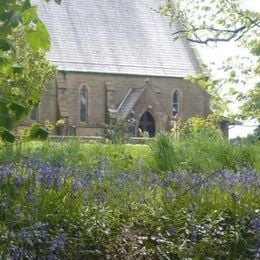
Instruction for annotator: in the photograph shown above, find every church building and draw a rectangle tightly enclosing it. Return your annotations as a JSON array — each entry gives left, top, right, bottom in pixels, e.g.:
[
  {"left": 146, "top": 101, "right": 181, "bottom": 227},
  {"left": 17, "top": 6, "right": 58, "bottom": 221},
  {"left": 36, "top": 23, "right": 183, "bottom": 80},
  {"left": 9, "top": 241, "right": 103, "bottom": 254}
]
[{"left": 21, "top": 0, "right": 211, "bottom": 137}]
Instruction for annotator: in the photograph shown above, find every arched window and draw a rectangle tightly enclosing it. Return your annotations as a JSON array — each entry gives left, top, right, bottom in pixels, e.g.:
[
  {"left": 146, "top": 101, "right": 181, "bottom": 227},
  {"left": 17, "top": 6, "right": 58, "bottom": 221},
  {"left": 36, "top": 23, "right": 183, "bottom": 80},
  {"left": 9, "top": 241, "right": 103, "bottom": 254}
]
[
  {"left": 80, "top": 86, "right": 88, "bottom": 122},
  {"left": 172, "top": 91, "right": 179, "bottom": 116},
  {"left": 30, "top": 107, "right": 38, "bottom": 121}
]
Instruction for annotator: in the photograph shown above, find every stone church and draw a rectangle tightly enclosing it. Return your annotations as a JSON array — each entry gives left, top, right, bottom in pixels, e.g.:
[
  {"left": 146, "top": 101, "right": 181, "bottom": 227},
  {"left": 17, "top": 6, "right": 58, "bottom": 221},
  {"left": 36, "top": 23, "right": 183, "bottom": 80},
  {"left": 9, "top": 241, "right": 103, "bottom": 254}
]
[{"left": 21, "top": 0, "right": 211, "bottom": 137}]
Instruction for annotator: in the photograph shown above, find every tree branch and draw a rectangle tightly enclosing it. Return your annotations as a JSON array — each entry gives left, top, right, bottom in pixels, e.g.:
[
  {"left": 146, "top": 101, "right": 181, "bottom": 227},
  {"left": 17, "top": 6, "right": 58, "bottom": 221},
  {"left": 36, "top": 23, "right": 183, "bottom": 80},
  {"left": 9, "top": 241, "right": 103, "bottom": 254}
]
[{"left": 173, "top": 20, "right": 259, "bottom": 44}]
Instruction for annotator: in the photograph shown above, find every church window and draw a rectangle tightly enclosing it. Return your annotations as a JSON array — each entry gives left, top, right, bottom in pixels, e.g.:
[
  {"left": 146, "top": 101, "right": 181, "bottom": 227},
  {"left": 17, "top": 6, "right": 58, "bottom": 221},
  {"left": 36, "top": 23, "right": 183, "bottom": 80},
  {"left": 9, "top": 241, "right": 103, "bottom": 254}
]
[
  {"left": 30, "top": 107, "right": 38, "bottom": 121},
  {"left": 80, "top": 86, "right": 88, "bottom": 122},
  {"left": 172, "top": 91, "right": 179, "bottom": 116}
]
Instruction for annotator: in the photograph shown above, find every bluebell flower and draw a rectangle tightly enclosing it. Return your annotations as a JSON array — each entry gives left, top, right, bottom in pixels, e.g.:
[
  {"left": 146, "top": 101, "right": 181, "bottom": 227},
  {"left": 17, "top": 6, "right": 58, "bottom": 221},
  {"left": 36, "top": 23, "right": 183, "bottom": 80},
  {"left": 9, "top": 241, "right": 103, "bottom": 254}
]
[
  {"left": 251, "top": 219, "right": 260, "bottom": 232},
  {"left": 151, "top": 174, "right": 161, "bottom": 188},
  {"left": 162, "top": 179, "right": 170, "bottom": 189},
  {"left": 38, "top": 163, "right": 64, "bottom": 189},
  {"left": 20, "top": 229, "right": 29, "bottom": 239},
  {"left": 191, "top": 225, "right": 199, "bottom": 243},
  {"left": 0, "top": 163, "right": 18, "bottom": 182},
  {"left": 50, "top": 235, "right": 65, "bottom": 251},
  {"left": 176, "top": 171, "right": 185, "bottom": 188},
  {"left": 73, "top": 180, "right": 83, "bottom": 190},
  {"left": 14, "top": 176, "right": 23, "bottom": 187},
  {"left": 47, "top": 253, "right": 58, "bottom": 260},
  {"left": 13, "top": 247, "right": 22, "bottom": 260},
  {"left": 166, "top": 226, "right": 175, "bottom": 236},
  {"left": 34, "top": 221, "right": 48, "bottom": 229},
  {"left": 166, "top": 171, "right": 174, "bottom": 181},
  {"left": 189, "top": 172, "right": 201, "bottom": 186},
  {"left": 117, "top": 172, "right": 131, "bottom": 187}
]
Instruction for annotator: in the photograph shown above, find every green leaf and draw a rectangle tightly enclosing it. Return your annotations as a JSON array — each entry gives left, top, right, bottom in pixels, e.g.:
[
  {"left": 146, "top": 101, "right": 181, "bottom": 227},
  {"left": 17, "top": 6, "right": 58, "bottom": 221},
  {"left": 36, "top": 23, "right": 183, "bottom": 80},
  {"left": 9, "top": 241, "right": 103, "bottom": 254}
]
[
  {"left": 0, "top": 39, "right": 11, "bottom": 51},
  {"left": 0, "top": 54, "right": 8, "bottom": 65},
  {"left": 10, "top": 11, "right": 22, "bottom": 27},
  {"left": 0, "top": 99, "right": 30, "bottom": 129},
  {"left": 25, "top": 22, "right": 51, "bottom": 51},
  {"left": 7, "top": 101, "right": 30, "bottom": 121},
  {"left": 29, "top": 124, "right": 49, "bottom": 140},
  {"left": 12, "top": 64, "right": 23, "bottom": 74},
  {"left": 0, "top": 99, "right": 13, "bottom": 129},
  {"left": 0, "top": 127, "right": 15, "bottom": 143},
  {"left": 21, "top": 0, "right": 31, "bottom": 11},
  {"left": 22, "top": 7, "right": 38, "bottom": 25},
  {"left": 230, "top": 70, "right": 236, "bottom": 78}
]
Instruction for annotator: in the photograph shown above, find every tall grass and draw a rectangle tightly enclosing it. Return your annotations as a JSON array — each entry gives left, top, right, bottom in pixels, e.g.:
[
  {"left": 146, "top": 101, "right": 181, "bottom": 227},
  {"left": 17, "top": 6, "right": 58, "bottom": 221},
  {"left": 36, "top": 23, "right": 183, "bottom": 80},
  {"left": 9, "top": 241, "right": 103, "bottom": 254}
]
[
  {"left": 149, "top": 132, "right": 256, "bottom": 173},
  {"left": 148, "top": 132, "right": 179, "bottom": 172}
]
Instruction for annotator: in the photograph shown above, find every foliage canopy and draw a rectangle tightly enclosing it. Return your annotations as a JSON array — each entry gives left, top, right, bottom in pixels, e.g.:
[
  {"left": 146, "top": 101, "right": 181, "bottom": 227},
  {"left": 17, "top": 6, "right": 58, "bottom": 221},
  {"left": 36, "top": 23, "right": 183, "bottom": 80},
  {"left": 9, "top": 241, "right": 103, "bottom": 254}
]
[
  {"left": 0, "top": 0, "right": 59, "bottom": 142},
  {"left": 162, "top": 0, "right": 260, "bottom": 121}
]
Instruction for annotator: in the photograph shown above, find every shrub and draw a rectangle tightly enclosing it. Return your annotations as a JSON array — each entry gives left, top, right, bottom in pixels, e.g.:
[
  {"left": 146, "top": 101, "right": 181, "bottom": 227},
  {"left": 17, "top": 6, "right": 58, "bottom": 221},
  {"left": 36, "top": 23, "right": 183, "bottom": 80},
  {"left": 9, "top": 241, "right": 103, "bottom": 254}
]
[
  {"left": 182, "top": 116, "right": 223, "bottom": 139},
  {"left": 104, "top": 120, "right": 128, "bottom": 144}
]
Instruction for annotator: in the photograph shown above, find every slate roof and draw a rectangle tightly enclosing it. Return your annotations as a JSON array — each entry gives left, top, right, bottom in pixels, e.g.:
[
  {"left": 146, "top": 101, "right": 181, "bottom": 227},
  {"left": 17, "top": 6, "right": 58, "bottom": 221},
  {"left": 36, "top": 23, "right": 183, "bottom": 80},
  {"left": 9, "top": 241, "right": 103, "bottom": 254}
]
[
  {"left": 32, "top": 0, "right": 201, "bottom": 77},
  {"left": 117, "top": 87, "right": 146, "bottom": 120}
]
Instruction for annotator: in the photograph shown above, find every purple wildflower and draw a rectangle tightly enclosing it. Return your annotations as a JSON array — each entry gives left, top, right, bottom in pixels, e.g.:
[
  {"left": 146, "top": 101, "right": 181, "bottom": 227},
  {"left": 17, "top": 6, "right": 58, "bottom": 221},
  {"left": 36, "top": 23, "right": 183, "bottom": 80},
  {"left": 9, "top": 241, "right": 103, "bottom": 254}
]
[
  {"left": 167, "top": 171, "right": 174, "bottom": 181},
  {"left": 14, "top": 176, "right": 23, "bottom": 187},
  {"left": 191, "top": 225, "right": 199, "bottom": 243},
  {"left": 34, "top": 221, "right": 48, "bottom": 229},
  {"left": 251, "top": 219, "right": 260, "bottom": 232},
  {"left": 176, "top": 171, "right": 185, "bottom": 188},
  {"left": 166, "top": 226, "right": 175, "bottom": 236},
  {"left": 13, "top": 247, "right": 22, "bottom": 260},
  {"left": 38, "top": 163, "right": 64, "bottom": 189},
  {"left": 20, "top": 229, "right": 29, "bottom": 239},
  {"left": 189, "top": 172, "right": 201, "bottom": 186},
  {"left": 47, "top": 253, "right": 58, "bottom": 260},
  {"left": 50, "top": 235, "right": 65, "bottom": 251},
  {"left": 0, "top": 163, "right": 18, "bottom": 182},
  {"left": 151, "top": 174, "right": 161, "bottom": 188},
  {"left": 73, "top": 180, "right": 83, "bottom": 190},
  {"left": 117, "top": 172, "right": 131, "bottom": 187},
  {"left": 73, "top": 175, "right": 92, "bottom": 191}
]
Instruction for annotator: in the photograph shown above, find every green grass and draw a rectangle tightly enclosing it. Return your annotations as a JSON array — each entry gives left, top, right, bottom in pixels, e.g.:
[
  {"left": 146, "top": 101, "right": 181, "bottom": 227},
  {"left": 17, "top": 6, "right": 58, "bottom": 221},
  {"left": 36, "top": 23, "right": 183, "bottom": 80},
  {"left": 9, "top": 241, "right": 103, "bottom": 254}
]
[
  {"left": 0, "top": 136, "right": 259, "bottom": 173},
  {"left": 254, "top": 141, "right": 260, "bottom": 171}
]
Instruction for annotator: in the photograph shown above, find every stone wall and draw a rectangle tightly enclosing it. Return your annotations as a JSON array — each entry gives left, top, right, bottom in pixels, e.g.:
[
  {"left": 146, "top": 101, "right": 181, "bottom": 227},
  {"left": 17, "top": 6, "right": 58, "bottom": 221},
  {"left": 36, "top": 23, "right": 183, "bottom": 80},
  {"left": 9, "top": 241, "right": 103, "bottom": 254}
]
[{"left": 18, "top": 71, "right": 211, "bottom": 136}]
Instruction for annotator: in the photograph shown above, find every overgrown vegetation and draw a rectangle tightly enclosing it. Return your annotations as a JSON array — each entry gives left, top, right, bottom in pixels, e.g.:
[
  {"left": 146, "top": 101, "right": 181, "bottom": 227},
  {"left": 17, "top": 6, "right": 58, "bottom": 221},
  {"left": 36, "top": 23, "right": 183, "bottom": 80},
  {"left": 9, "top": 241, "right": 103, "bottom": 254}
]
[
  {"left": 161, "top": 0, "right": 260, "bottom": 122},
  {"left": 0, "top": 0, "right": 58, "bottom": 142},
  {"left": 0, "top": 132, "right": 259, "bottom": 258},
  {"left": 149, "top": 117, "right": 256, "bottom": 173}
]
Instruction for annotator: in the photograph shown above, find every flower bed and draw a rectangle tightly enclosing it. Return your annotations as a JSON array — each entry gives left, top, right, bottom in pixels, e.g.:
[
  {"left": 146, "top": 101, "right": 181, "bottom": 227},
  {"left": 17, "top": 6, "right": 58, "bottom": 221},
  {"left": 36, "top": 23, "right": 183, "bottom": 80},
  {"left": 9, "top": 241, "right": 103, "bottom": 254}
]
[{"left": 0, "top": 156, "right": 259, "bottom": 259}]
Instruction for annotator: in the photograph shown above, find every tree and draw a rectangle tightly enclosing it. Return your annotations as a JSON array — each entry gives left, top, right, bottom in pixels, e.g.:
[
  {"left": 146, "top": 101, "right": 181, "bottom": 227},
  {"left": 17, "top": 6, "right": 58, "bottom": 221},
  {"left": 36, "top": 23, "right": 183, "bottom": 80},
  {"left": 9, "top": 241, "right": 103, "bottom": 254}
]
[
  {"left": 240, "top": 82, "right": 260, "bottom": 121},
  {"left": 161, "top": 0, "right": 260, "bottom": 121},
  {"left": 0, "top": 0, "right": 60, "bottom": 142}
]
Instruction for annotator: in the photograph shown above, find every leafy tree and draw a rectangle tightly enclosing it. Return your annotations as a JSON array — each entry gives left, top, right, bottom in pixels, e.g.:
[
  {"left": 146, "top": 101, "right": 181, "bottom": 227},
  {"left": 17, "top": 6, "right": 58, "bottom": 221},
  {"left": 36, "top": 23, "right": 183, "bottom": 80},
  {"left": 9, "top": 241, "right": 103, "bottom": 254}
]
[
  {"left": 162, "top": 0, "right": 259, "bottom": 44},
  {"left": 161, "top": 0, "right": 260, "bottom": 121},
  {"left": 0, "top": 0, "right": 60, "bottom": 142},
  {"left": 240, "top": 82, "right": 260, "bottom": 121}
]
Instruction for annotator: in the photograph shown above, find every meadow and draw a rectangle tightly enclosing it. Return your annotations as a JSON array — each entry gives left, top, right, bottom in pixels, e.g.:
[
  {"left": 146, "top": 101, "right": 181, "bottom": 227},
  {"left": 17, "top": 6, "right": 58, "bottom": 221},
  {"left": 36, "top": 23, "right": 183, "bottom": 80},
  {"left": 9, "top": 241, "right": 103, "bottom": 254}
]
[{"left": 0, "top": 132, "right": 259, "bottom": 259}]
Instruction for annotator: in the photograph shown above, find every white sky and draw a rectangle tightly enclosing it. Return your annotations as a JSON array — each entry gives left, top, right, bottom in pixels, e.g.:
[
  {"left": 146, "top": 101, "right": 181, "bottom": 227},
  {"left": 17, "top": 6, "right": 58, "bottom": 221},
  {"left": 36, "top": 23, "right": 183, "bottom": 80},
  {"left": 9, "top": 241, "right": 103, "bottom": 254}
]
[{"left": 195, "top": 0, "right": 259, "bottom": 139}]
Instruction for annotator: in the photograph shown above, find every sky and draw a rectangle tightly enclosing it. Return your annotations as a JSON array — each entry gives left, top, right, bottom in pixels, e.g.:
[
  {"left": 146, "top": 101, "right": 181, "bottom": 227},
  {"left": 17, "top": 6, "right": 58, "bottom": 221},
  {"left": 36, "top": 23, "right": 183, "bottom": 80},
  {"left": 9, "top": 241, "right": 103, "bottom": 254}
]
[{"left": 195, "top": 0, "right": 259, "bottom": 139}]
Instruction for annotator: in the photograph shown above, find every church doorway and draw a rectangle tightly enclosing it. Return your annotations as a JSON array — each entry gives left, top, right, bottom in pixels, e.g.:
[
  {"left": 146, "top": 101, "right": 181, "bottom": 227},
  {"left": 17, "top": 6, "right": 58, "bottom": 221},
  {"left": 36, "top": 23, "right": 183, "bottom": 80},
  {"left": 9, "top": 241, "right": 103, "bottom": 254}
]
[{"left": 138, "top": 111, "right": 156, "bottom": 137}]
